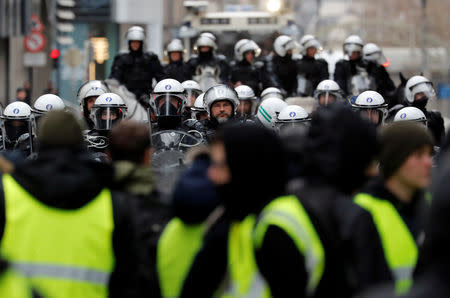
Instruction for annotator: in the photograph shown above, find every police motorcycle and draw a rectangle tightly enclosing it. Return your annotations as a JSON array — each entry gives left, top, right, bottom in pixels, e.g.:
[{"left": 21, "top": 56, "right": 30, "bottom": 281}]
[
  {"left": 150, "top": 79, "right": 203, "bottom": 199},
  {"left": 84, "top": 93, "right": 127, "bottom": 162}
]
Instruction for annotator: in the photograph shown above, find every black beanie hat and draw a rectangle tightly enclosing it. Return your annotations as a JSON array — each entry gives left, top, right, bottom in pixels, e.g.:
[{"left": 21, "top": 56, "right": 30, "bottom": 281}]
[
  {"left": 38, "top": 110, "right": 84, "bottom": 150},
  {"left": 379, "top": 121, "right": 434, "bottom": 179}
]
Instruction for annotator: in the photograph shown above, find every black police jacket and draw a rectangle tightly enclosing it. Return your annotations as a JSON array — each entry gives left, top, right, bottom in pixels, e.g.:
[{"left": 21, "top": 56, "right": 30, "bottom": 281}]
[
  {"left": 110, "top": 50, "right": 165, "bottom": 99},
  {"left": 230, "top": 59, "right": 277, "bottom": 96},
  {"left": 186, "top": 54, "right": 230, "bottom": 84},
  {"left": 270, "top": 54, "right": 299, "bottom": 97},
  {"left": 296, "top": 56, "right": 329, "bottom": 96},
  {"left": 334, "top": 58, "right": 395, "bottom": 99},
  {"left": 164, "top": 61, "right": 192, "bottom": 83}
]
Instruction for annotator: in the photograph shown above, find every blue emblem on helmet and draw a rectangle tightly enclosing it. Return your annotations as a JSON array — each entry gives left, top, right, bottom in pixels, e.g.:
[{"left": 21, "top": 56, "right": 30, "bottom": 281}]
[
  {"left": 400, "top": 113, "right": 407, "bottom": 119},
  {"left": 105, "top": 97, "right": 113, "bottom": 102},
  {"left": 165, "top": 84, "right": 172, "bottom": 90},
  {"left": 289, "top": 112, "right": 296, "bottom": 117},
  {"left": 45, "top": 104, "right": 53, "bottom": 111},
  {"left": 366, "top": 97, "right": 373, "bottom": 103},
  {"left": 92, "top": 87, "right": 98, "bottom": 91},
  {"left": 13, "top": 108, "right": 19, "bottom": 114},
  {"left": 324, "top": 85, "right": 330, "bottom": 90}
]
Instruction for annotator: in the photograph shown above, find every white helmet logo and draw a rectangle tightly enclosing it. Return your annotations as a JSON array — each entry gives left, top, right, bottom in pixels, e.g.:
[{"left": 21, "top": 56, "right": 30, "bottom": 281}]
[
  {"left": 45, "top": 104, "right": 53, "bottom": 110},
  {"left": 106, "top": 97, "right": 113, "bottom": 102},
  {"left": 400, "top": 113, "right": 407, "bottom": 119},
  {"left": 366, "top": 97, "right": 373, "bottom": 103},
  {"left": 165, "top": 85, "right": 172, "bottom": 90},
  {"left": 324, "top": 85, "right": 330, "bottom": 90},
  {"left": 289, "top": 111, "right": 296, "bottom": 117},
  {"left": 13, "top": 108, "right": 20, "bottom": 114}
]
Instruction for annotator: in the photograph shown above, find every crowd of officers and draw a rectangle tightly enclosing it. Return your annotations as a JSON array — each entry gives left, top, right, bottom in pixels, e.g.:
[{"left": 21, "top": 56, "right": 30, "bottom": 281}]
[{"left": 0, "top": 25, "right": 449, "bottom": 298}]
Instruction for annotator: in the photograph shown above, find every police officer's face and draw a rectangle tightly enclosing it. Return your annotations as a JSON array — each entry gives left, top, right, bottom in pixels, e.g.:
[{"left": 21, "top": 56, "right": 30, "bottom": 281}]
[
  {"left": 319, "top": 94, "right": 336, "bottom": 106},
  {"left": 306, "top": 47, "right": 317, "bottom": 57},
  {"left": 237, "top": 100, "right": 252, "bottom": 115},
  {"left": 414, "top": 92, "right": 426, "bottom": 101},
  {"left": 393, "top": 146, "right": 433, "bottom": 191},
  {"left": 211, "top": 100, "right": 233, "bottom": 120},
  {"left": 244, "top": 51, "right": 254, "bottom": 64},
  {"left": 349, "top": 51, "right": 361, "bottom": 60},
  {"left": 208, "top": 142, "right": 231, "bottom": 185},
  {"left": 86, "top": 96, "right": 98, "bottom": 112},
  {"left": 199, "top": 46, "right": 211, "bottom": 53},
  {"left": 130, "top": 41, "right": 141, "bottom": 51},
  {"left": 359, "top": 109, "right": 380, "bottom": 125},
  {"left": 170, "top": 52, "right": 181, "bottom": 62},
  {"left": 101, "top": 110, "right": 118, "bottom": 120}
]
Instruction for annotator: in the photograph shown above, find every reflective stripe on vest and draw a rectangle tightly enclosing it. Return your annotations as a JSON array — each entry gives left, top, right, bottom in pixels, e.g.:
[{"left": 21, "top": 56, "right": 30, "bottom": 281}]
[
  {"left": 0, "top": 174, "right": 115, "bottom": 298},
  {"left": 157, "top": 217, "right": 205, "bottom": 298},
  {"left": 225, "top": 215, "right": 270, "bottom": 298},
  {"left": 354, "top": 193, "right": 418, "bottom": 294},
  {"left": 253, "top": 195, "right": 325, "bottom": 296}
]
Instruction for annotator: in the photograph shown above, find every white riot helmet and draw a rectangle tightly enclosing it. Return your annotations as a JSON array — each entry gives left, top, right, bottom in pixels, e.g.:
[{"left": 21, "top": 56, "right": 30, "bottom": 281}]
[
  {"left": 276, "top": 105, "right": 310, "bottom": 130},
  {"left": 257, "top": 97, "right": 288, "bottom": 130},
  {"left": 314, "top": 80, "right": 344, "bottom": 106},
  {"left": 76, "top": 80, "right": 109, "bottom": 118},
  {"left": 195, "top": 32, "right": 217, "bottom": 51},
  {"left": 1, "top": 101, "right": 33, "bottom": 145},
  {"left": 299, "top": 34, "right": 321, "bottom": 56},
  {"left": 404, "top": 75, "right": 436, "bottom": 105},
  {"left": 235, "top": 85, "right": 258, "bottom": 115},
  {"left": 261, "top": 87, "right": 284, "bottom": 101},
  {"left": 182, "top": 80, "right": 203, "bottom": 108},
  {"left": 152, "top": 79, "right": 185, "bottom": 122},
  {"left": 33, "top": 94, "right": 65, "bottom": 115},
  {"left": 351, "top": 90, "right": 387, "bottom": 126},
  {"left": 362, "top": 43, "right": 388, "bottom": 66},
  {"left": 394, "top": 107, "right": 427, "bottom": 126},
  {"left": 166, "top": 39, "right": 184, "bottom": 53},
  {"left": 127, "top": 26, "right": 145, "bottom": 42},
  {"left": 191, "top": 93, "right": 208, "bottom": 120},
  {"left": 203, "top": 84, "right": 240, "bottom": 120},
  {"left": 90, "top": 93, "right": 127, "bottom": 131},
  {"left": 343, "top": 35, "right": 364, "bottom": 56},
  {"left": 273, "top": 35, "right": 298, "bottom": 57},
  {"left": 234, "top": 39, "right": 261, "bottom": 61}
]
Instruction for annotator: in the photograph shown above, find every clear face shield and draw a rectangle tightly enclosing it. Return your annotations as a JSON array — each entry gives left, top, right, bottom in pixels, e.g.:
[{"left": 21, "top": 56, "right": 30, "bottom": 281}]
[
  {"left": 358, "top": 108, "right": 385, "bottom": 126},
  {"left": 92, "top": 107, "right": 125, "bottom": 130},
  {"left": 344, "top": 43, "right": 363, "bottom": 57},
  {"left": 155, "top": 94, "right": 184, "bottom": 117},
  {"left": 315, "top": 91, "right": 342, "bottom": 107},
  {"left": 2, "top": 118, "right": 31, "bottom": 149},
  {"left": 276, "top": 120, "right": 311, "bottom": 131},
  {"left": 365, "top": 51, "right": 388, "bottom": 66},
  {"left": 411, "top": 82, "right": 436, "bottom": 102},
  {"left": 184, "top": 90, "right": 202, "bottom": 109},
  {"left": 237, "top": 99, "right": 254, "bottom": 117}
]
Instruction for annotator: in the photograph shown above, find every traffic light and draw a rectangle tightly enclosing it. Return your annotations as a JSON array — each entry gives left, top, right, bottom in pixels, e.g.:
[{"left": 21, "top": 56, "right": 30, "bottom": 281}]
[
  {"left": 56, "top": 0, "right": 75, "bottom": 46},
  {"left": 50, "top": 48, "right": 60, "bottom": 68}
]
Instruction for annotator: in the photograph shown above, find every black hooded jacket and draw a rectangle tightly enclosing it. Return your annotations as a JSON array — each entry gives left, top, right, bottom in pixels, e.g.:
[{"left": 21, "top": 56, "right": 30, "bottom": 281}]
[
  {"left": 296, "top": 56, "right": 329, "bottom": 96},
  {"left": 0, "top": 148, "right": 141, "bottom": 298},
  {"left": 270, "top": 54, "right": 299, "bottom": 96},
  {"left": 181, "top": 123, "right": 288, "bottom": 297},
  {"left": 295, "top": 104, "right": 388, "bottom": 295}
]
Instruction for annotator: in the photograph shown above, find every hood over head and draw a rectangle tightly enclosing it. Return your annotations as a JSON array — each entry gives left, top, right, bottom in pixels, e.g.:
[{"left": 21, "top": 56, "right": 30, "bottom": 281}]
[{"left": 302, "top": 103, "right": 378, "bottom": 194}]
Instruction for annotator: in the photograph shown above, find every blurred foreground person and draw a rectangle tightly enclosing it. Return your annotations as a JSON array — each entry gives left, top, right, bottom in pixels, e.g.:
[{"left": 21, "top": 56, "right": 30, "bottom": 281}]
[
  {"left": 0, "top": 258, "right": 41, "bottom": 297},
  {"left": 181, "top": 123, "right": 287, "bottom": 297},
  {"left": 355, "top": 122, "right": 434, "bottom": 295},
  {"left": 0, "top": 111, "right": 140, "bottom": 298},
  {"left": 285, "top": 103, "right": 382, "bottom": 296},
  {"left": 107, "top": 120, "right": 169, "bottom": 298}
]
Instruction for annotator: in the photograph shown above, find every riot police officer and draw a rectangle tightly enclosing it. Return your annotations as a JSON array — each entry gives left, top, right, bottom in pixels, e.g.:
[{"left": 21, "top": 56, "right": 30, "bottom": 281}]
[
  {"left": 296, "top": 35, "right": 329, "bottom": 96},
  {"left": 187, "top": 32, "right": 230, "bottom": 91},
  {"left": 230, "top": 39, "right": 276, "bottom": 96},
  {"left": 164, "top": 39, "right": 192, "bottom": 83},
  {"left": 109, "top": 26, "right": 165, "bottom": 105},
  {"left": 77, "top": 80, "right": 110, "bottom": 129}
]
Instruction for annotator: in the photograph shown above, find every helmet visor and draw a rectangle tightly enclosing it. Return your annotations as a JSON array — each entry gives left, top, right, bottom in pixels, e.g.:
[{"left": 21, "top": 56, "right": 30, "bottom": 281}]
[
  {"left": 358, "top": 108, "right": 384, "bottom": 125},
  {"left": 185, "top": 90, "right": 202, "bottom": 108},
  {"left": 344, "top": 43, "right": 363, "bottom": 55},
  {"left": 155, "top": 94, "right": 184, "bottom": 117},
  {"left": 4, "top": 119, "right": 29, "bottom": 143},
  {"left": 315, "top": 91, "right": 342, "bottom": 106},
  {"left": 92, "top": 107, "right": 125, "bottom": 130},
  {"left": 411, "top": 82, "right": 436, "bottom": 101}
]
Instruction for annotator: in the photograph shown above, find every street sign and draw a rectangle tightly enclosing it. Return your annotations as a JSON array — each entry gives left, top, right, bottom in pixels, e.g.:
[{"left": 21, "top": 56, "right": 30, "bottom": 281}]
[
  {"left": 24, "top": 52, "right": 47, "bottom": 67},
  {"left": 24, "top": 32, "right": 46, "bottom": 53},
  {"left": 30, "top": 14, "right": 45, "bottom": 32}
]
